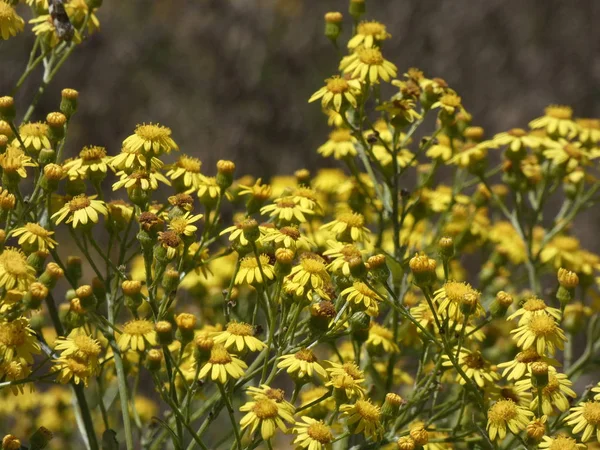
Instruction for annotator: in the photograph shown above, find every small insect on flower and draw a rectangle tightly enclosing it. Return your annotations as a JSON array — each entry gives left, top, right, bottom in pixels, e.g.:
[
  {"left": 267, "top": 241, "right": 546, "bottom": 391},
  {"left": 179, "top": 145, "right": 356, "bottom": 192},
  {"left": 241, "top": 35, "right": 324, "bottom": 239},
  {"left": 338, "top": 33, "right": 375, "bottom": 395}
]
[
  {"left": 13, "top": 122, "right": 51, "bottom": 152},
  {"left": 320, "top": 211, "right": 370, "bottom": 243},
  {"left": 0, "top": 317, "right": 41, "bottom": 363},
  {"left": 288, "top": 253, "right": 331, "bottom": 297}
]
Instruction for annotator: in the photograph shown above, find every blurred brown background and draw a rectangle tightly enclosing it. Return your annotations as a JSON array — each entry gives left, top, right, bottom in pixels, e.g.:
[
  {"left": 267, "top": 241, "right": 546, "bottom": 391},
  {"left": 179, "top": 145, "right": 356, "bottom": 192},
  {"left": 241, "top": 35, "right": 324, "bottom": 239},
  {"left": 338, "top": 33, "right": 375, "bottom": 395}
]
[{"left": 3, "top": 0, "right": 600, "bottom": 177}]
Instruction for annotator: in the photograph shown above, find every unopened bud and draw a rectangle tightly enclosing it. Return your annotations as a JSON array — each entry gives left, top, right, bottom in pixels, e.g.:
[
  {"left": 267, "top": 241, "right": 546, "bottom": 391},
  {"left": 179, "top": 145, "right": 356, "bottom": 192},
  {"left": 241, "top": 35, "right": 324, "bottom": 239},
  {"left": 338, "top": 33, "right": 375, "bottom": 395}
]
[
  {"left": 0, "top": 97, "right": 15, "bottom": 122},
  {"left": 60, "top": 88, "right": 79, "bottom": 119},
  {"left": 216, "top": 160, "right": 235, "bottom": 189},
  {"left": 156, "top": 321, "right": 173, "bottom": 345}
]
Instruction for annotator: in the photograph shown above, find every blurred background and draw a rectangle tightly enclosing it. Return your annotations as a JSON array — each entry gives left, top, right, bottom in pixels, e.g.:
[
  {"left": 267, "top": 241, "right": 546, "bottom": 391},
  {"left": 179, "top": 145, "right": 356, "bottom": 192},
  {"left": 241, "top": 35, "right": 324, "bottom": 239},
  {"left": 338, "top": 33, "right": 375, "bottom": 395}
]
[{"left": 3, "top": 0, "right": 600, "bottom": 178}]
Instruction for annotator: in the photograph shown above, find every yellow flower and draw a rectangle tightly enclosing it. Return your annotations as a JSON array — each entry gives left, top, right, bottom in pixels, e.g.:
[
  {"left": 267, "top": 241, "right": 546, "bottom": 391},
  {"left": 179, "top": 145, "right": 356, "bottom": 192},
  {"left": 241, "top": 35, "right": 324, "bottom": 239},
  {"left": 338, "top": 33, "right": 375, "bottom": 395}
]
[
  {"left": 0, "top": 1, "right": 24, "bottom": 40},
  {"left": 288, "top": 253, "right": 330, "bottom": 297},
  {"left": 317, "top": 128, "right": 358, "bottom": 160},
  {"left": 0, "top": 146, "right": 37, "bottom": 179},
  {"left": 246, "top": 385, "right": 294, "bottom": 411},
  {"left": 0, "top": 247, "right": 36, "bottom": 292},
  {"left": 529, "top": 105, "right": 578, "bottom": 138},
  {"left": 212, "top": 321, "right": 266, "bottom": 352},
  {"left": 320, "top": 211, "right": 370, "bottom": 243},
  {"left": 486, "top": 399, "right": 533, "bottom": 441},
  {"left": 448, "top": 143, "right": 488, "bottom": 168},
  {"left": 433, "top": 281, "right": 483, "bottom": 321},
  {"left": 0, "top": 359, "right": 32, "bottom": 395},
  {"left": 431, "top": 93, "right": 463, "bottom": 115},
  {"left": 309, "top": 76, "right": 362, "bottom": 111},
  {"left": 277, "top": 348, "right": 328, "bottom": 380},
  {"left": 29, "top": 15, "right": 81, "bottom": 47},
  {"left": 327, "top": 373, "right": 366, "bottom": 400},
  {"left": 515, "top": 367, "right": 575, "bottom": 415},
  {"left": 13, "top": 122, "right": 51, "bottom": 152},
  {"left": 109, "top": 146, "right": 163, "bottom": 172},
  {"left": 52, "top": 356, "right": 93, "bottom": 386},
  {"left": 167, "top": 212, "right": 203, "bottom": 237},
  {"left": 198, "top": 344, "right": 247, "bottom": 383},
  {"left": 506, "top": 297, "right": 562, "bottom": 326},
  {"left": 340, "top": 399, "right": 383, "bottom": 440},
  {"left": 117, "top": 320, "right": 157, "bottom": 352},
  {"left": 442, "top": 347, "right": 500, "bottom": 388},
  {"left": 325, "top": 361, "right": 365, "bottom": 383},
  {"left": 426, "top": 134, "right": 455, "bottom": 161},
  {"left": 565, "top": 401, "right": 600, "bottom": 442},
  {"left": 122, "top": 123, "right": 178, "bottom": 155},
  {"left": 235, "top": 254, "right": 275, "bottom": 285},
  {"left": 577, "top": 118, "right": 600, "bottom": 146},
  {"left": 342, "top": 47, "right": 398, "bottom": 83},
  {"left": 52, "top": 194, "right": 108, "bottom": 228},
  {"left": 539, "top": 435, "right": 586, "bottom": 450},
  {"left": 54, "top": 329, "right": 102, "bottom": 369},
  {"left": 324, "top": 242, "right": 365, "bottom": 276},
  {"left": 299, "top": 386, "right": 335, "bottom": 419},
  {"left": 63, "top": 146, "right": 109, "bottom": 179},
  {"left": 166, "top": 155, "right": 204, "bottom": 191},
  {"left": 112, "top": 169, "right": 171, "bottom": 191},
  {"left": 239, "top": 395, "right": 295, "bottom": 441},
  {"left": 497, "top": 348, "right": 549, "bottom": 381},
  {"left": 347, "top": 21, "right": 391, "bottom": 48},
  {"left": 0, "top": 318, "right": 41, "bottom": 363},
  {"left": 510, "top": 314, "right": 566, "bottom": 356},
  {"left": 293, "top": 417, "right": 335, "bottom": 449},
  {"left": 196, "top": 177, "right": 222, "bottom": 201},
  {"left": 490, "top": 128, "right": 541, "bottom": 153},
  {"left": 64, "top": 0, "right": 100, "bottom": 34},
  {"left": 543, "top": 140, "right": 599, "bottom": 167},
  {"left": 340, "top": 281, "right": 382, "bottom": 316},
  {"left": 11, "top": 223, "right": 58, "bottom": 252},
  {"left": 260, "top": 225, "right": 314, "bottom": 252},
  {"left": 366, "top": 323, "right": 399, "bottom": 354}
]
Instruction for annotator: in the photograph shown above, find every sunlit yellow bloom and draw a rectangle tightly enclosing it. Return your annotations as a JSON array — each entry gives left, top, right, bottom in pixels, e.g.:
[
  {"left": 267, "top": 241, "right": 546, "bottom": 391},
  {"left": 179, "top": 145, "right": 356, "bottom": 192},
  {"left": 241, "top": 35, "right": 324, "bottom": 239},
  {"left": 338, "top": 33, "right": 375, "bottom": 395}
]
[
  {"left": 318, "top": 128, "right": 358, "bottom": 160},
  {"left": 448, "top": 143, "right": 488, "bottom": 168},
  {"left": 340, "top": 399, "right": 383, "bottom": 440},
  {"left": 166, "top": 155, "right": 204, "bottom": 190},
  {"left": 167, "top": 212, "right": 203, "bottom": 237},
  {"left": 442, "top": 347, "right": 500, "bottom": 387},
  {"left": 433, "top": 281, "right": 483, "bottom": 320},
  {"left": 11, "top": 222, "right": 58, "bottom": 251},
  {"left": 431, "top": 93, "right": 463, "bottom": 115},
  {"left": 340, "top": 281, "right": 382, "bottom": 316},
  {"left": 426, "top": 134, "right": 455, "bottom": 161},
  {"left": 293, "top": 416, "right": 334, "bottom": 450},
  {"left": 212, "top": 321, "right": 266, "bottom": 352},
  {"left": 366, "top": 323, "right": 399, "bottom": 354},
  {"left": 544, "top": 139, "right": 599, "bottom": 168},
  {"left": 65, "top": 0, "right": 100, "bottom": 34},
  {"left": 239, "top": 394, "right": 294, "bottom": 441},
  {"left": 486, "top": 399, "right": 533, "bottom": 441},
  {"left": 515, "top": 366, "right": 575, "bottom": 415},
  {"left": 52, "top": 356, "right": 93, "bottom": 386},
  {"left": 117, "top": 320, "right": 157, "bottom": 352},
  {"left": 260, "top": 225, "right": 314, "bottom": 252},
  {"left": 198, "top": 344, "right": 247, "bottom": 383},
  {"left": 577, "top": 118, "right": 600, "bottom": 146},
  {"left": 0, "top": 359, "right": 32, "bottom": 395},
  {"left": 122, "top": 123, "right": 178, "bottom": 155},
  {"left": 529, "top": 105, "right": 578, "bottom": 138},
  {"left": 54, "top": 330, "right": 102, "bottom": 369},
  {"left": 490, "top": 128, "right": 541, "bottom": 153},
  {"left": 309, "top": 76, "right": 362, "bottom": 111},
  {"left": 13, "top": 122, "right": 50, "bottom": 151},
  {"left": 52, "top": 194, "right": 108, "bottom": 227},
  {"left": 112, "top": 169, "right": 171, "bottom": 191},
  {"left": 497, "top": 348, "right": 551, "bottom": 381},
  {"left": 277, "top": 348, "right": 328, "bottom": 380},
  {"left": 0, "top": 317, "right": 41, "bottom": 363},
  {"left": 63, "top": 146, "right": 109, "bottom": 179},
  {"left": 539, "top": 435, "right": 586, "bottom": 450},
  {"left": 320, "top": 211, "right": 370, "bottom": 242},
  {"left": 565, "top": 401, "right": 600, "bottom": 442},
  {"left": 324, "top": 242, "right": 365, "bottom": 276},
  {"left": 342, "top": 47, "right": 397, "bottom": 83},
  {"left": 197, "top": 176, "right": 222, "bottom": 200},
  {"left": 0, "top": 247, "right": 36, "bottom": 291},
  {"left": 0, "top": 146, "right": 37, "bottom": 178},
  {"left": 347, "top": 21, "right": 390, "bottom": 48},
  {"left": 288, "top": 253, "right": 330, "bottom": 296},
  {"left": 507, "top": 297, "right": 562, "bottom": 325},
  {"left": 235, "top": 254, "right": 275, "bottom": 285},
  {"left": 0, "top": 1, "right": 24, "bottom": 40},
  {"left": 510, "top": 314, "right": 566, "bottom": 356},
  {"left": 109, "top": 147, "right": 163, "bottom": 172}
]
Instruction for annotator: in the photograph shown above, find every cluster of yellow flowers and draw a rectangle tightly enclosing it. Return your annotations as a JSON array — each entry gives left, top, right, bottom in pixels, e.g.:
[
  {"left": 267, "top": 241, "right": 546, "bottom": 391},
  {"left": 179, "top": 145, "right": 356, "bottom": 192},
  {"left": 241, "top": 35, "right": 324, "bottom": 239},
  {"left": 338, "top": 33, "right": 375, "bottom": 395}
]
[{"left": 1, "top": 0, "right": 600, "bottom": 449}]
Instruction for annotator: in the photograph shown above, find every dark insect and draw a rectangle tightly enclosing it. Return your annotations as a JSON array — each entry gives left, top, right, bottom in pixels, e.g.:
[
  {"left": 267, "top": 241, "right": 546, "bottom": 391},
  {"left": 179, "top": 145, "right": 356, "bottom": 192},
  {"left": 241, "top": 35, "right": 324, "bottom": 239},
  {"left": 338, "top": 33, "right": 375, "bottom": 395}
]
[{"left": 49, "top": 0, "right": 75, "bottom": 42}]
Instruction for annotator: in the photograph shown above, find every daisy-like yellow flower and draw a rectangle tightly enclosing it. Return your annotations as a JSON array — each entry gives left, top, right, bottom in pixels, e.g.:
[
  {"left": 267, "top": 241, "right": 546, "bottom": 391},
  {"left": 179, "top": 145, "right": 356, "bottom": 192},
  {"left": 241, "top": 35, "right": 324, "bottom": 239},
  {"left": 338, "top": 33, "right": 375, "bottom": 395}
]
[
  {"left": 165, "top": 155, "right": 204, "bottom": 191},
  {"left": 122, "top": 123, "right": 178, "bottom": 155},
  {"left": 565, "top": 401, "right": 600, "bottom": 442},
  {"left": 109, "top": 146, "right": 163, "bottom": 172},
  {"left": 0, "top": 317, "right": 41, "bottom": 363},
  {"left": 442, "top": 347, "right": 500, "bottom": 388},
  {"left": 239, "top": 394, "right": 295, "bottom": 441},
  {"left": 212, "top": 321, "right": 266, "bottom": 352},
  {"left": 260, "top": 225, "right": 314, "bottom": 252},
  {"left": 0, "top": 247, "right": 36, "bottom": 291},
  {"left": 431, "top": 93, "right": 463, "bottom": 115},
  {"left": 426, "top": 134, "right": 455, "bottom": 162},
  {"left": 448, "top": 143, "right": 488, "bottom": 168},
  {"left": 117, "top": 319, "right": 157, "bottom": 352},
  {"left": 497, "top": 348, "right": 549, "bottom": 381},
  {"left": 543, "top": 140, "right": 599, "bottom": 167},
  {"left": 64, "top": 0, "right": 100, "bottom": 34},
  {"left": 490, "top": 128, "right": 541, "bottom": 153},
  {"left": 577, "top": 118, "right": 600, "bottom": 146},
  {"left": 0, "top": 359, "right": 32, "bottom": 395},
  {"left": 340, "top": 399, "right": 383, "bottom": 440},
  {"left": 320, "top": 211, "right": 370, "bottom": 243},
  {"left": 288, "top": 253, "right": 330, "bottom": 297},
  {"left": 235, "top": 254, "right": 275, "bottom": 285},
  {"left": 167, "top": 212, "right": 203, "bottom": 237},
  {"left": 63, "top": 146, "right": 110, "bottom": 179},
  {"left": 0, "top": 1, "right": 24, "bottom": 40},
  {"left": 309, "top": 76, "right": 362, "bottom": 111},
  {"left": 433, "top": 281, "right": 483, "bottom": 320},
  {"left": 54, "top": 330, "right": 103, "bottom": 368},
  {"left": 539, "top": 435, "right": 587, "bottom": 450},
  {"left": 506, "top": 297, "right": 562, "bottom": 326},
  {"left": 299, "top": 386, "right": 335, "bottom": 419},
  {"left": 0, "top": 146, "right": 37, "bottom": 179},
  {"left": 515, "top": 366, "right": 575, "bottom": 415},
  {"left": 198, "top": 344, "right": 247, "bottom": 383},
  {"left": 324, "top": 242, "right": 366, "bottom": 276},
  {"left": 293, "top": 417, "right": 335, "bottom": 449},
  {"left": 486, "top": 399, "right": 533, "bottom": 441},
  {"left": 317, "top": 128, "right": 358, "bottom": 160},
  {"left": 196, "top": 177, "right": 221, "bottom": 202},
  {"left": 52, "top": 355, "right": 93, "bottom": 386},
  {"left": 510, "top": 314, "right": 566, "bottom": 356},
  {"left": 366, "top": 323, "right": 399, "bottom": 354},
  {"left": 277, "top": 348, "right": 328, "bottom": 380},
  {"left": 592, "top": 383, "right": 600, "bottom": 401},
  {"left": 12, "top": 122, "right": 51, "bottom": 152},
  {"left": 52, "top": 194, "right": 108, "bottom": 228},
  {"left": 347, "top": 21, "right": 391, "bottom": 48},
  {"left": 11, "top": 223, "right": 58, "bottom": 252},
  {"left": 340, "top": 281, "right": 382, "bottom": 316},
  {"left": 326, "top": 361, "right": 365, "bottom": 383},
  {"left": 112, "top": 169, "right": 171, "bottom": 191},
  {"left": 529, "top": 105, "right": 578, "bottom": 138},
  {"left": 327, "top": 373, "right": 366, "bottom": 401},
  {"left": 342, "top": 47, "right": 397, "bottom": 83},
  {"left": 246, "top": 385, "right": 294, "bottom": 410}
]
